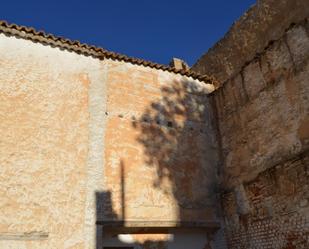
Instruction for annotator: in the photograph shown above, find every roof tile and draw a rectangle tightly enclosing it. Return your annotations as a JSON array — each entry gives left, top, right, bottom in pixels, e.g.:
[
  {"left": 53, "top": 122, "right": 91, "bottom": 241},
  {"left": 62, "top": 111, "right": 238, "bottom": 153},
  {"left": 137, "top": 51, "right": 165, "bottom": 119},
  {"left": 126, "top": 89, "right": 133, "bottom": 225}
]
[{"left": 0, "top": 20, "right": 217, "bottom": 84}]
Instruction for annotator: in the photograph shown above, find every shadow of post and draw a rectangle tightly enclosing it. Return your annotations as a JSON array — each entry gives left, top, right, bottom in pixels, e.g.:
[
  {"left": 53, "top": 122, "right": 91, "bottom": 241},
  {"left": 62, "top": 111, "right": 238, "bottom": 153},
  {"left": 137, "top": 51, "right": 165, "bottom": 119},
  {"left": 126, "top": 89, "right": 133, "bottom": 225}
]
[{"left": 96, "top": 191, "right": 121, "bottom": 248}]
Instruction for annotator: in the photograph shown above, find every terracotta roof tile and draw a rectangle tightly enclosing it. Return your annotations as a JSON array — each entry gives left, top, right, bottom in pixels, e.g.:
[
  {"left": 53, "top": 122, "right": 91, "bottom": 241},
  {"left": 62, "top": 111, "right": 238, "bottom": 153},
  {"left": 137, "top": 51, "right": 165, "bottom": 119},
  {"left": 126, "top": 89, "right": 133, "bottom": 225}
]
[{"left": 0, "top": 20, "right": 217, "bottom": 84}]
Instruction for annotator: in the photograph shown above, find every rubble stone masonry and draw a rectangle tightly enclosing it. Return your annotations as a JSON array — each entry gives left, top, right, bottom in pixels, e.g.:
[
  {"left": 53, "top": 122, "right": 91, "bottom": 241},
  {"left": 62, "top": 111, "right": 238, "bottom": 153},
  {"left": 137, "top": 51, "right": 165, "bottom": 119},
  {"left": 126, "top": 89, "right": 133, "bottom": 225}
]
[{"left": 193, "top": 0, "right": 309, "bottom": 248}]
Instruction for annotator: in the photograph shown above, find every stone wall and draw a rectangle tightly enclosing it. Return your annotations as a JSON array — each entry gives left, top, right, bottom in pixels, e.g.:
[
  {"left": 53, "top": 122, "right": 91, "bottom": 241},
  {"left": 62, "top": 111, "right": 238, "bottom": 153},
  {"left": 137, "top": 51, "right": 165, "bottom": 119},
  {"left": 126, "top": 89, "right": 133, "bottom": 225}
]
[
  {"left": 192, "top": 0, "right": 309, "bottom": 248},
  {"left": 209, "top": 21, "right": 309, "bottom": 191},
  {"left": 193, "top": 0, "right": 309, "bottom": 85},
  {"left": 222, "top": 152, "right": 308, "bottom": 248}
]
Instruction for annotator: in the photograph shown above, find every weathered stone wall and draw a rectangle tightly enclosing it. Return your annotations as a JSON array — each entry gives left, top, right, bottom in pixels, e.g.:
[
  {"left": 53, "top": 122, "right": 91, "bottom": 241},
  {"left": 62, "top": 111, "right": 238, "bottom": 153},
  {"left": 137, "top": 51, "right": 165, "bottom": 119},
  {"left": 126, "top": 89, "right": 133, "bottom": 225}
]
[
  {"left": 210, "top": 21, "right": 309, "bottom": 191},
  {"left": 192, "top": 0, "right": 309, "bottom": 85},
  {"left": 0, "top": 31, "right": 219, "bottom": 249},
  {"left": 222, "top": 152, "right": 308, "bottom": 248},
  {"left": 192, "top": 0, "right": 309, "bottom": 248}
]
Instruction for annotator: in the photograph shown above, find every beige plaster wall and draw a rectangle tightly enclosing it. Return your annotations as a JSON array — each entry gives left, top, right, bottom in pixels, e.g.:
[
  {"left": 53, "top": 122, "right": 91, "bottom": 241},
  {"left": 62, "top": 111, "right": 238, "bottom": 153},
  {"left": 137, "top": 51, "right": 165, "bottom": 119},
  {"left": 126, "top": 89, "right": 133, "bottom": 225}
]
[
  {"left": 102, "top": 61, "right": 217, "bottom": 223},
  {"left": 0, "top": 33, "right": 103, "bottom": 248},
  {"left": 0, "top": 32, "right": 219, "bottom": 249}
]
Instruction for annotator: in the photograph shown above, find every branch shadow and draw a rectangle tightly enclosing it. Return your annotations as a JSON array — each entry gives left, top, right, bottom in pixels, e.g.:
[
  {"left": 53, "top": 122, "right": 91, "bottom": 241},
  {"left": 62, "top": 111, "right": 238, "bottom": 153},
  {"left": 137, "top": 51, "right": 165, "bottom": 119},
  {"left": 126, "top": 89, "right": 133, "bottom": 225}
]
[
  {"left": 96, "top": 78, "right": 219, "bottom": 248},
  {"left": 132, "top": 79, "right": 218, "bottom": 219}
]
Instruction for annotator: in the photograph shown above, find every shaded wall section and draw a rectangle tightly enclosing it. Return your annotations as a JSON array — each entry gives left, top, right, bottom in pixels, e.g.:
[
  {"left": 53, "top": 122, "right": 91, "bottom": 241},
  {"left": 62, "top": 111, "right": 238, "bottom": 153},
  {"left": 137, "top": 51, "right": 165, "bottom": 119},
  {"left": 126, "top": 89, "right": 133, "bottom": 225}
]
[
  {"left": 98, "top": 60, "right": 222, "bottom": 248},
  {"left": 102, "top": 61, "right": 218, "bottom": 224},
  {"left": 192, "top": 0, "right": 309, "bottom": 248}
]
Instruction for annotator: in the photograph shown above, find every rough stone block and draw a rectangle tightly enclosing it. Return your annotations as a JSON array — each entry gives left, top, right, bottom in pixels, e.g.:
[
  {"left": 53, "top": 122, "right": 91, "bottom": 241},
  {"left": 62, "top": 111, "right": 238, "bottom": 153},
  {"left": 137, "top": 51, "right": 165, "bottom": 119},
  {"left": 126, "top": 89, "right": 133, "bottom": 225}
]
[
  {"left": 260, "top": 40, "right": 294, "bottom": 84},
  {"left": 234, "top": 184, "right": 251, "bottom": 215},
  {"left": 232, "top": 73, "right": 248, "bottom": 107},
  {"left": 243, "top": 60, "right": 267, "bottom": 100},
  {"left": 286, "top": 25, "right": 309, "bottom": 68},
  {"left": 221, "top": 79, "right": 237, "bottom": 116}
]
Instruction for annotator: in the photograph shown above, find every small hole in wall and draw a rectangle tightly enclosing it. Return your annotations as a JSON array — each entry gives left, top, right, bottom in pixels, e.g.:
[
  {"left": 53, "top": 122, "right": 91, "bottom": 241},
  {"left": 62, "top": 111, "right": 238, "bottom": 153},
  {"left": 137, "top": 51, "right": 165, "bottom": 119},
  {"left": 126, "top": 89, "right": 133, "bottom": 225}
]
[
  {"left": 167, "top": 121, "right": 173, "bottom": 128},
  {"left": 131, "top": 116, "right": 136, "bottom": 121},
  {"left": 156, "top": 120, "right": 160, "bottom": 125},
  {"left": 105, "top": 112, "right": 108, "bottom": 116},
  {"left": 190, "top": 127, "right": 194, "bottom": 131},
  {"left": 118, "top": 114, "right": 124, "bottom": 118},
  {"left": 143, "top": 118, "right": 149, "bottom": 123}
]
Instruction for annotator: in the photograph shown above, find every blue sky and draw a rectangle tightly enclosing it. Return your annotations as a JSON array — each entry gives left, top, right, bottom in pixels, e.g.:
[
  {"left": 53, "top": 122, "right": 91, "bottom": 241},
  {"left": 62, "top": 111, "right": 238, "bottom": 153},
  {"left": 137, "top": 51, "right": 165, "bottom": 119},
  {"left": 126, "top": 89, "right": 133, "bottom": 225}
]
[{"left": 1, "top": 0, "right": 255, "bottom": 66}]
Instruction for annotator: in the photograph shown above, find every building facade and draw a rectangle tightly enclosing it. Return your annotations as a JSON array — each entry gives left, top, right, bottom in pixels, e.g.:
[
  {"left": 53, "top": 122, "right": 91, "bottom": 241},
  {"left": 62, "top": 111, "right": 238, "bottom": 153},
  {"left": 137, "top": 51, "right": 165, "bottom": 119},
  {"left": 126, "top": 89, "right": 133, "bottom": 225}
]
[
  {"left": 0, "top": 0, "right": 308, "bottom": 248},
  {"left": 0, "top": 21, "right": 221, "bottom": 249}
]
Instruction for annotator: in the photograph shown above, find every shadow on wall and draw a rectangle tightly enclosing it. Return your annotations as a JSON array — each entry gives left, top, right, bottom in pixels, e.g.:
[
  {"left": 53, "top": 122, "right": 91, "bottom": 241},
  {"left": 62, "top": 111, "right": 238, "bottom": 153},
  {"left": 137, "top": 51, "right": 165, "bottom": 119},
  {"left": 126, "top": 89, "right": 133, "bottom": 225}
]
[
  {"left": 95, "top": 191, "right": 120, "bottom": 248},
  {"left": 96, "top": 190, "right": 171, "bottom": 248},
  {"left": 132, "top": 79, "right": 217, "bottom": 219},
  {"left": 96, "top": 79, "right": 218, "bottom": 248}
]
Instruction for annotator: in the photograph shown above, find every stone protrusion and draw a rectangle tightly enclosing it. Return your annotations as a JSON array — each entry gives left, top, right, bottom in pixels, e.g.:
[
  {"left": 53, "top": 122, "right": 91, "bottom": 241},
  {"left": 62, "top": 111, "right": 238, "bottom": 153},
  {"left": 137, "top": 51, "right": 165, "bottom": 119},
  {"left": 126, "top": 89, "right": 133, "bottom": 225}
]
[{"left": 169, "top": 58, "right": 190, "bottom": 71}]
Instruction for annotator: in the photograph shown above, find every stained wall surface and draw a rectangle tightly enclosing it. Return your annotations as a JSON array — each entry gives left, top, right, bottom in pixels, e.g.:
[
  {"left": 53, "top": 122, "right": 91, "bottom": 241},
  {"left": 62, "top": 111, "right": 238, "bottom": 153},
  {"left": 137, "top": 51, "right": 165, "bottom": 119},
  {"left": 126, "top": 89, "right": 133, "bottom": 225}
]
[
  {"left": 102, "top": 60, "right": 218, "bottom": 224},
  {"left": 192, "top": 0, "right": 309, "bottom": 248},
  {"left": 0, "top": 32, "right": 219, "bottom": 249},
  {"left": 0, "top": 33, "right": 99, "bottom": 249}
]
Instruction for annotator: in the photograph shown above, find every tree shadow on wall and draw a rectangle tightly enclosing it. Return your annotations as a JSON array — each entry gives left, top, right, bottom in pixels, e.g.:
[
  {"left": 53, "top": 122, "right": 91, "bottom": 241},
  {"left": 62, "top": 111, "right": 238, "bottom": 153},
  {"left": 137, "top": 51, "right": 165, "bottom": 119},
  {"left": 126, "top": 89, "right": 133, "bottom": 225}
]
[
  {"left": 132, "top": 79, "right": 218, "bottom": 220},
  {"left": 96, "top": 78, "right": 219, "bottom": 248}
]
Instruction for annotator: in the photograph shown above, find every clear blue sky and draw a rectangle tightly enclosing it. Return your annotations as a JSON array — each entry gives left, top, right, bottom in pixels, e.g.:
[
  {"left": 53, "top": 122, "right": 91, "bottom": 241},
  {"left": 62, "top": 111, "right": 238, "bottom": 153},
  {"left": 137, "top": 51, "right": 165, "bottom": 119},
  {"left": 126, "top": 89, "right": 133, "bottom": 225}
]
[{"left": 1, "top": 0, "right": 255, "bottom": 66}]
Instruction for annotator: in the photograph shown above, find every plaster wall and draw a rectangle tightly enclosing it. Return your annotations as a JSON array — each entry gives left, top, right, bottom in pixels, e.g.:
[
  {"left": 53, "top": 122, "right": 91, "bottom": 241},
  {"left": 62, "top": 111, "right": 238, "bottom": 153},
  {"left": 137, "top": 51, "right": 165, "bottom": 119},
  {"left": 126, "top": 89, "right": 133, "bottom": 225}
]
[
  {"left": 101, "top": 60, "right": 218, "bottom": 223},
  {"left": 0, "top": 33, "right": 105, "bottom": 249},
  {"left": 0, "top": 32, "right": 219, "bottom": 249}
]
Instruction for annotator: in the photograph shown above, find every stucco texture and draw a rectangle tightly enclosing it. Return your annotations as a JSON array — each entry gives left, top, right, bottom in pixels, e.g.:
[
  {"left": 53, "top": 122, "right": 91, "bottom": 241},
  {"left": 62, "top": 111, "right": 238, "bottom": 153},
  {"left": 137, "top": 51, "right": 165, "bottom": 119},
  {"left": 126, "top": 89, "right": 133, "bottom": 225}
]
[
  {"left": 0, "top": 33, "right": 218, "bottom": 249},
  {"left": 0, "top": 33, "right": 103, "bottom": 248},
  {"left": 102, "top": 61, "right": 218, "bottom": 224}
]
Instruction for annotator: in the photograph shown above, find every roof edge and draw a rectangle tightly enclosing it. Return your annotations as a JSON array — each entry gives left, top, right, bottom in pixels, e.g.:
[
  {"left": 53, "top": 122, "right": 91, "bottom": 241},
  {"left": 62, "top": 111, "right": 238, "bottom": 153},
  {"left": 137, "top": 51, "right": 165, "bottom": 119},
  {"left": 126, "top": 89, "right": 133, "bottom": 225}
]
[{"left": 0, "top": 20, "right": 216, "bottom": 85}]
